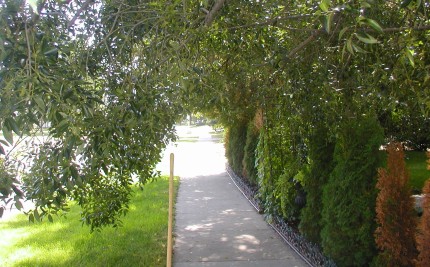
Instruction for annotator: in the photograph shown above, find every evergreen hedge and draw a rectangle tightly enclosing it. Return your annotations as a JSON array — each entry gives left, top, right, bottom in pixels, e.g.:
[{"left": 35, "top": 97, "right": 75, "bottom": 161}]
[
  {"left": 321, "top": 115, "right": 384, "bottom": 267},
  {"left": 299, "top": 125, "right": 335, "bottom": 245},
  {"left": 225, "top": 122, "right": 247, "bottom": 175},
  {"left": 243, "top": 121, "right": 259, "bottom": 186}
]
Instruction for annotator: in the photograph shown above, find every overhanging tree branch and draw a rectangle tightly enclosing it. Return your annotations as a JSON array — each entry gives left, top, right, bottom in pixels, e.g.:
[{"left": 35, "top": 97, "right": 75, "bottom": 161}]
[
  {"left": 226, "top": 14, "right": 313, "bottom": 30},
  {"left": 205, "top": 0, "right": 227, "bottom": 26},
  {"left": 68, "top": 0, "right": 94, "bottom": 28},
  {"left": 286, "top": 24, "right": 430, "bottom": 58},
  {"left": 287, "top": 29, "right": 324, "bottom": 59}
]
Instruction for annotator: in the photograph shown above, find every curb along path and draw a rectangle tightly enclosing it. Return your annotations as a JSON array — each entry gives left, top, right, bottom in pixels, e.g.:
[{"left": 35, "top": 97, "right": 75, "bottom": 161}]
[{"left": 166, "top": 126, "right": 308, "bottom": 267}]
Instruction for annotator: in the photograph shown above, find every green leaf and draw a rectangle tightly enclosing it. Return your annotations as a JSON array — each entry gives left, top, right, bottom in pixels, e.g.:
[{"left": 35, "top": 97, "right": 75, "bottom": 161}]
[
  {"left": 400, "top": 0, "right": 413, "bottom": 8},
  {"left": 360, "top": 1, "right": 371, "bottom": 8},
  {"left": 364, "top": 18, "right": 383, "bottom": 33},
  {"left": 353, "top": 43, "right": 368, "bottom": 53},
  {"left": 34, "top": 96, "right": 45, "bottom": 112},
  {"left": 0, "top": 140, "right": 9, "bottom": 146},
  {"left": 338, "top": 27, "right": 349, "bottom": 41},
  {"left": 5, "top": 118, "right": 20, "bottom": 135},
  {"left": 15, "top": 200, "right": 23, "bottom": 210},
  {"left": 44, "top": 48, "right": 58, "bottom": 56},
  {"left": 346, "top": 38, "right": 354, "bottom": 54},
  {"left": 48, "top": 214, "right": 53, "bottom": 223},
  {"left": 319, "top": 0, "right": 331, "bottom": 12},
  {"left": 405, "top": 49, "right": 415, "bottom": 67},
  {"left": 2, "top": 126, "right": 13, "bottom": 144},
  {"left": 56, "top": 119, "right": 69, "bottom": 130},
  {"left": 355, "top": 33, "right": 378, "bottom": 44},
  {"left": 324, "top": 13, "right": 334, "bottom": 34}
]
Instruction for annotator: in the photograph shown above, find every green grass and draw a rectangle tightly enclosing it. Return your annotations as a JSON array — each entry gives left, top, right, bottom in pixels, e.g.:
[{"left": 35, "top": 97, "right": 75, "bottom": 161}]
[
  {"left": 405, "top": 151, "right": 430, "bottom": 192},
  {"left": 0, "top": 176, "right": 178, "bottom": 267}
]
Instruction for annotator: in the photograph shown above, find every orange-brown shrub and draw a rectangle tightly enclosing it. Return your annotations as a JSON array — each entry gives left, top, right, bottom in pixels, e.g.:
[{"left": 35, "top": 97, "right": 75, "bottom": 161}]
[
  {"left": 375, "top": 142, "right": 417, "bottom": 266},
  {"left": 415, "top": 154, "right": 430, "bottom": 267}
]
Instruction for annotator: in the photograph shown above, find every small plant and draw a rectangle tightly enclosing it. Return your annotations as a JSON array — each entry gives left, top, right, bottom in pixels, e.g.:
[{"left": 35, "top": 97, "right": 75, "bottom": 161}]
[{"left": 375, "top": 142, "right": 417, "bottom": 267}]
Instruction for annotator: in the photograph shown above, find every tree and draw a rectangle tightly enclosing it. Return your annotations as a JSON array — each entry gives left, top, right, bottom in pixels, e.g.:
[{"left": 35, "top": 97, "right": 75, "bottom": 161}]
[
  {"left": 0, "top": 0, "right": 181, "bottom": 229},
  {"left": 375, "top": 142, "right": 417, "bottom": 267}
]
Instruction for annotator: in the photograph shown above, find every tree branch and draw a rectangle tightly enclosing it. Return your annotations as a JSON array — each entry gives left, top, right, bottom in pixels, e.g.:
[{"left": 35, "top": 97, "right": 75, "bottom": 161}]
[
  {"left": 68, "top": 0, "right": 94, "bottom": 28},
  {"left": 205, "top": 0, "right": 227, "bottom": 27},
  {"left": 379, "top": 25, "right": 430, "bottom": 33},
  {"left": 287, "top": 29, "right": 324, "bottom": 58},
  {"left": 286, "top": 23, "right": 430, "bottom": 58},
  {"left": 226, "top": 14, "right": 313, "bottom": 30}
]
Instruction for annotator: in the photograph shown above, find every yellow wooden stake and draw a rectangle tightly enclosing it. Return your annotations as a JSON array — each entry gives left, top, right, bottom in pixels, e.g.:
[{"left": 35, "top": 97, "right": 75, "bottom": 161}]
[{"left": 167, "top": 153, "right": 174, "bottom": 267}]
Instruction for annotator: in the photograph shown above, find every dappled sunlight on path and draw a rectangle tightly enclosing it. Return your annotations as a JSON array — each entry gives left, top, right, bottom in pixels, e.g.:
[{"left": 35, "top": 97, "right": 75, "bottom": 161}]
[{"left": 162, "top": 125, "right": 307, "bottom": 267}]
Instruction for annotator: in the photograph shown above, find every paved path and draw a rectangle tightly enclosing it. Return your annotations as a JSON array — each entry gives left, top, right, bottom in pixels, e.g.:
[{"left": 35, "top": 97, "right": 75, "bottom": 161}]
[{"left": 163, "top": 126, "right": 308, "bottom": 267}]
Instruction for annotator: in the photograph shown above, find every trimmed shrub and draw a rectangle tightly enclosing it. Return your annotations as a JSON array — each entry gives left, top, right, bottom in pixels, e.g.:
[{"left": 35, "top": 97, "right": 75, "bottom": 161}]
[
  {"left": 299, "top": 125, "right": 335, "bottom": 245},
  {"left": 321, "top": 115, "right": 384, "bottom": 267},
  {"left": 225, "top": 122, "right": 247, "bottom": 175},
  {"left": 375, "top": 142, "right": 417, "bottom": 267},
  {"left": 243, "top": 121, "right": 259, "bottom": 185}
]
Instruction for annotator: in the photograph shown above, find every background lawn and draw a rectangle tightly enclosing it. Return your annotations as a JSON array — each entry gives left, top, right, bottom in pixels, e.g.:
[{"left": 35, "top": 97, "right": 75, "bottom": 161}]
[
  {"left": 0, "top": 176, "right": 178, "bottom": 267},
  {"left": 406, "top": 151, "right": 430, "bottom": 193}
]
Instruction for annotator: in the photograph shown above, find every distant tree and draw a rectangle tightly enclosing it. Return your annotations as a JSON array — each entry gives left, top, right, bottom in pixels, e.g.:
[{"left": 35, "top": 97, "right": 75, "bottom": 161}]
[{"left": 375, "top": 142, "right": 417, "bottom": 267}]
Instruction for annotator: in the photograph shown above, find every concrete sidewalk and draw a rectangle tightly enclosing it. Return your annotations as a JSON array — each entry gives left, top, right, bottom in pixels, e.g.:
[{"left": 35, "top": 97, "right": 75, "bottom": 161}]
[{"left": 173, "top": 172, "right": 308, "bottom": 266}]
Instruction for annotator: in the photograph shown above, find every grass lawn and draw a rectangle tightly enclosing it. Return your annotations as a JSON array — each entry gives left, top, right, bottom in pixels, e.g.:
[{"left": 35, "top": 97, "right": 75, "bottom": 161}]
[
  {"left": 405, "top": 151, "right": 430, "bottom": 192},
  {"left": 0, "top": 176, "right": 178, "bottom": 267}
]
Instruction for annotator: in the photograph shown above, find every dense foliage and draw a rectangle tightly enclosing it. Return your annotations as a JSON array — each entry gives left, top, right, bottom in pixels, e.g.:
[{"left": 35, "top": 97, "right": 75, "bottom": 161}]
[
  {"left": 243, "top": 121, "right": 259, "bottom": 185},
  {"left": 321, "top": 115, "right": 384, "bottom": 266},
  {"left": 299, "top": 124, "right": 335, "bottom": 244},
  {"left": 0, "top": 0, "right": 181, "bottom": 228},
  {"left": 225, "top": 122, "right": 247, "bottom": 175}
]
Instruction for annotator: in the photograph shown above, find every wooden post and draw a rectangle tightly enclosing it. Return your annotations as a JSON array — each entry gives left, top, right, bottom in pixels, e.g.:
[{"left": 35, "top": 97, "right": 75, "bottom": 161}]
[{"left": 167, "top": 153, "right": 174, "bottom": 267}]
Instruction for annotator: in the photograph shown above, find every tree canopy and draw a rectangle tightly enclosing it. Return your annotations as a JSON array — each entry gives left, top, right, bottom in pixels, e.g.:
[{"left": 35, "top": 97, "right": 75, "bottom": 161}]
[{"left": 1, "top": 0, "right": 429, "bottom": 230}]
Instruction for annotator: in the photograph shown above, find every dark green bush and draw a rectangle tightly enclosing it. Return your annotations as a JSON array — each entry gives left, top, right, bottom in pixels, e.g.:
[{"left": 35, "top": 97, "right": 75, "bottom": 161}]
[
  {"left": 243, "top": 121, "right": 259, "bottom": 185},
  {"left": 321, "top": 115, "right": 384, "bottom": 267},
  {"left": 299, "top": 125, "right": 335, "bottom": 245},
  {"left": 225, "top": 122, "right": 247, "bottom": 175}
]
